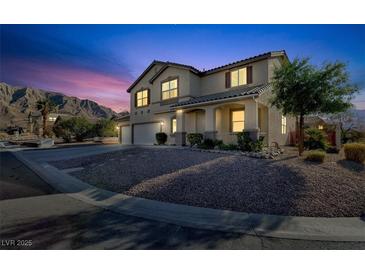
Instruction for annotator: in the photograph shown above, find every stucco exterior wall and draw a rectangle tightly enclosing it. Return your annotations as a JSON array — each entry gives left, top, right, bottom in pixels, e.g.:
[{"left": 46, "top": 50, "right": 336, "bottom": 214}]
[
  {"left": 199, "top": 59, "right": 269, "bottom": 96},
  {"left": 125, "top": 54, "right": 290, "bottom": 146},
  {"left": 267, "top": 57, "right": 282, "bottom": 82}
]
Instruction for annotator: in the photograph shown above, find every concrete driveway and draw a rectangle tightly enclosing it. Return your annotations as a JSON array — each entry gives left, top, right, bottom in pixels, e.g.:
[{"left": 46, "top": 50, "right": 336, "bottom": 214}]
[{"left": 1, "top": 148, "right": 364, "bottom": 249}]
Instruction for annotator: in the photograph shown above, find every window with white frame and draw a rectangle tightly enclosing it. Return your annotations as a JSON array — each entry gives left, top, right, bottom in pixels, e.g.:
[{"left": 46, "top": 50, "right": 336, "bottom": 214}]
[
  {"left": 281, "top": 115, "right": 287, "bottom": 134},
  {"left": 230, "top": 67, "right": 247, "bottom": 87},
  {"left": 162, "top": 78, "right": 178, "bottom": 100},
  {"left": 136, "top": 89, "right": 149, "bottom": 107},
  {"left": 231, "top": 110, "right": 245, "bottom": 132}
]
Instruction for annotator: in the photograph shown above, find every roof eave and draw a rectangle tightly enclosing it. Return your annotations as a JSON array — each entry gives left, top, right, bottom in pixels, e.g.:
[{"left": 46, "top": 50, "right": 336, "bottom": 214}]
[{"left": 170, "top": 93, "right": 259, "bottom": 109}]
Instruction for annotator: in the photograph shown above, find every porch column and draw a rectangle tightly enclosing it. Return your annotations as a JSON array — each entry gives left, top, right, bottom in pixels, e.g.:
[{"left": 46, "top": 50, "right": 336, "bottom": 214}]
[
  {"left": 204, "top": 106, "right": 216, "bottom": 140},
  {"left": 245, "top": 100, "right": 259, "bottom": 141},
  {"left": 175, "top": 109, "right": 186, "bottom": 146}
]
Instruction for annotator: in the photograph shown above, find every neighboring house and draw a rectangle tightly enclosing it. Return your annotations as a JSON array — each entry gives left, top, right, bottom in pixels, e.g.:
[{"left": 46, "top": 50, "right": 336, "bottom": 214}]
[
  {"left": 28, "top": 111, "right": 72, "bottom": 135},
  {"left": 304, "top": 116, "right": 334, "bottom": 130},
  {"left": 119, "top": 51, "right": 296, "bottom": 146}
]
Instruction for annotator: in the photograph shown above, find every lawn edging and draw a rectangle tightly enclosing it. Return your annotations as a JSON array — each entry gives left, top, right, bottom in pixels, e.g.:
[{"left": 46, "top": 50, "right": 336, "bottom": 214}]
[{"left": 12, "top": 149, "right": 365, "bottom": 242}]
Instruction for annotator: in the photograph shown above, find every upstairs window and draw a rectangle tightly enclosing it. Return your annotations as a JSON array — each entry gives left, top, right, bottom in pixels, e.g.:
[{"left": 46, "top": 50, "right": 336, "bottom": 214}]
[
  {"left": 162, "top": 78, "right": 178, "bottom": 100},
  {"left": 136, "top": 89, "right": 149, "bottom": 107},
  {"left": 226, "top": 66, "right": 252, "bottom": 88},
  {"left": 231, "top": 110, "right": 245, "bottom": 132},
  {"left": 281, "top": 115, "right": 287, "bottom": 134},
  {"left": 231, "top": 67, "right": 247, "bottom": 87}
]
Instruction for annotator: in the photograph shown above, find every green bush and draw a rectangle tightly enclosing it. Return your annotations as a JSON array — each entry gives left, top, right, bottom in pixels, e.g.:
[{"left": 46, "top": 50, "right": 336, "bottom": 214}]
[
  {"left": 305, "top": 150, "right": 325, "bottom": 163},
  {"left": 342, "top": 129, "right": 365, "bottom": 144},
  {"left": 198, "top": 138, "right": 215, "bottom": 149},
  {"left": 73, "top": 117, "right": 93, "bottom": 141},
  {"left": 52, "top": 117, "right": 93, "bottom": 142},
  {"left": 53, "top": 117, "right": 73, "bottom": 142},
  {"left": 156, "top": 132, "right": 167, "bottom": 145},
  {"left": 344, "top": 143, "right": 365, "bottom": 163},
  {"left": 187, "top": 133, "right": 203, "bottom": 147},
  {"left": 219, "top": 143, "right": 239, "bottom": 150},
  {"left": 304, "top": 128, "right": 328, "bottom": 150},
  {"left": 94, "top": 119, "right": 117, "bottom": 137},
  {"left": 236, "top": 132, "right": 264, "bottom": 152},
  {"left": 237, "top": 132, "right": 252, "bottom": 151}
]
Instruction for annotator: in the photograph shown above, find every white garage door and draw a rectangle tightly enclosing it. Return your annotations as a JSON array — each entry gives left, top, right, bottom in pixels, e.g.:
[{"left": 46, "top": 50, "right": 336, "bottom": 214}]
[
  {"left": 120, "top": 126, "right": 131, "bottom": 145},
  {"left": 133, "top": 123, "right": 160, "bottom": 145}
]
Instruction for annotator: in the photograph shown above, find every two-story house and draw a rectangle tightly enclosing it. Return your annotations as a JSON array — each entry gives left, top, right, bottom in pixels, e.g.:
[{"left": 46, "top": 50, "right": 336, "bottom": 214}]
[{"left": 118, "top": 50, "right": 296, "bottom": 146}]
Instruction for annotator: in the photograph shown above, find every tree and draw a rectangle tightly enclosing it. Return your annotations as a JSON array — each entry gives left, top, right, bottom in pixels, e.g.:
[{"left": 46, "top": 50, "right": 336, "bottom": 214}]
[
  {"left": 71, "top": 117, "right": 93, "bottom": 142},
  {"left": 328, "top": 110, "right": 357, "bottom": 143},
  {"left": 270, "top": 58, "right": 358, "bottom": 155},
  {"left": 94, "top": 119, "right": 118, "bottom": 137},
  {"left": 52, "top": 117, "right": 93, "bottom": 142},
  {"left": 37, "top": 99, "right": 56, "bottom": 137}
]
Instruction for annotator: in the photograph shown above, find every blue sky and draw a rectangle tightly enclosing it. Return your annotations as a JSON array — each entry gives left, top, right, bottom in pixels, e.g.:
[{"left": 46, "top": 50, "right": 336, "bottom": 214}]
[{"left": 1, "top": 24, "right": 364, "bottom": 111}]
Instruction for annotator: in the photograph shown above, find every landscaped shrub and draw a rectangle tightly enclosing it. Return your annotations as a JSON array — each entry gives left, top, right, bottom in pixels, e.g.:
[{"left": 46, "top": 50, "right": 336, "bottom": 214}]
[
  {"left": 218, "top": 143, "right": 239, "bottom": 150},
  {"left": 304, "top": 128, "right": 328, "bottom": 150},
  {"left": 155, "top": 132, "right": 167, "bottom": 145},
  {"left": 342, "top": 129, "right": 365, "bottom": 144},
  {"left": 198, "top": 138, "right": 215, "bottom": 149},
  {"left": 305, "top": 150, "right": 325, "bottom": 163},
  {"left": 344, "top": 143, "right": 365, "bottom": 163},
  {"left": 237, "top": 132, "right": 264, "bottom": 152},
  {"left": 94, "top": 119, "right": 117, "bottom": 137},
  {"left": 237, "top": 131, "right": 252, "bottom": 151},
  {"left": 187, "top": 133, "right": 203, "bottom": 147}
]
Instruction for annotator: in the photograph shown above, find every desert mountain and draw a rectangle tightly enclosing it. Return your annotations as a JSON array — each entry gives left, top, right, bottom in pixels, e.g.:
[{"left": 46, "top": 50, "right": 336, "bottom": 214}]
[{"left": 0, "top": 82, "right": 127, "bottom": 128}]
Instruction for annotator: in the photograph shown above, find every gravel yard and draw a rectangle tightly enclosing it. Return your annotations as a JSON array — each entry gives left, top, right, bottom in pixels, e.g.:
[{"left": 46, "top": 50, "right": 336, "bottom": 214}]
[{"left": 51, "top": 147, "right": 365, "bottom": 217}]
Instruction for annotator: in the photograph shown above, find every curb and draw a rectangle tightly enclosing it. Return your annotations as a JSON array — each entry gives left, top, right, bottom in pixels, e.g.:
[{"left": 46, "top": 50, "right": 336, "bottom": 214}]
[{"left": 12, "top": 150, "right": 365, "bottom": 242}]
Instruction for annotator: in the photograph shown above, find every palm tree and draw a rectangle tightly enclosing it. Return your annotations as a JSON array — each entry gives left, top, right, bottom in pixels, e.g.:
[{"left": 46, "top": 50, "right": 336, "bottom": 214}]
[{"left": 37, "top": 99, "right": 56, "bottom": 137}]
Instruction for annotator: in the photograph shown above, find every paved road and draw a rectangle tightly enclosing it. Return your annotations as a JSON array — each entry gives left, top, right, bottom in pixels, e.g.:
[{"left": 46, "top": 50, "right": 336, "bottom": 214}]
[
  {"left": 18, "top": 144, "right": 131, "bottom": 163},
  {"left": 0, "top": 151, "right": 364, "bottom": 249}
]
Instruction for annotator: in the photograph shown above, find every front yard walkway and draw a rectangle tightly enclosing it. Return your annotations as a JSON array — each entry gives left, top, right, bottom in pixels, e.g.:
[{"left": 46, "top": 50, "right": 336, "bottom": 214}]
[{"left": 51, "top": 147, "right": 365, "bottom": 218}]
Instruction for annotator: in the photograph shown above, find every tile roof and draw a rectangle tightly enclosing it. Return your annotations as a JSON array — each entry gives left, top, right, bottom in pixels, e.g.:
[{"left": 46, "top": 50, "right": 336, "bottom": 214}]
[
  {"left": 126, "top": 51, "right": 288, "bottom": 93},
  {"left": 202, "top": 51, "right": 287, "bottom": 74},
  {"left": 171, "top": 83, "right": 271, "bottom": 108}
]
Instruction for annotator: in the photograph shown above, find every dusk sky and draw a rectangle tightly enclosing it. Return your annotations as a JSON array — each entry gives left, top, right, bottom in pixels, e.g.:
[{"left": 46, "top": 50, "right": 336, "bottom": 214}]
[{"left": 1, "top": 24, "right": 364, "bottom": 112}]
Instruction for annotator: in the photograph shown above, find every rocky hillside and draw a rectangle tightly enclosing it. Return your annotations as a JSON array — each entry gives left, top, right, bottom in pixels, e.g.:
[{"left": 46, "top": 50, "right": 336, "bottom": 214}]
[{"left": 0, "top": 82, "right": 126, "bottom": 128}]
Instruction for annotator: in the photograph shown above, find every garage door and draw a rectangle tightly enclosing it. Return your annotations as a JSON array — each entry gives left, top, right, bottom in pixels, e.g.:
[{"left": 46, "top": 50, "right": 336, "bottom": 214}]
[
  {"left": 133, "top": 123, "right": 160, "bottom": 145},
  {"left": 120, "top": 126, "right": 131, "bottom": 145}
]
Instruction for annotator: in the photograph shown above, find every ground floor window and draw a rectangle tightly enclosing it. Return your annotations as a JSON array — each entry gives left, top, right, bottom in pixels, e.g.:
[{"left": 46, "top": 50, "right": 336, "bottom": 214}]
[
  {"left": 281, "top": 115, "right": 287, "bottom": 134},
  {"left": 171, "top": 118, "right": 177, "bottom": 133},
  {"left": 231, "top": 109, "right": 245, "bottom": 132}
]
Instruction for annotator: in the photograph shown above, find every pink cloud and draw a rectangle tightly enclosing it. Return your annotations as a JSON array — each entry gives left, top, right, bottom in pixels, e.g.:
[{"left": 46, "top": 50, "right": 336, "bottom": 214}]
[{"left": 3, "top": 59, "right": 132, "bottom": 112}]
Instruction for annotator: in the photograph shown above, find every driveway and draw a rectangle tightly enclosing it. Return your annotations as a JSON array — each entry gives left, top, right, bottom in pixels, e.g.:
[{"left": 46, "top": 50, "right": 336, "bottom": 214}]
[{"left": 1, "top": 147, "right": 364, "bottom": 249}]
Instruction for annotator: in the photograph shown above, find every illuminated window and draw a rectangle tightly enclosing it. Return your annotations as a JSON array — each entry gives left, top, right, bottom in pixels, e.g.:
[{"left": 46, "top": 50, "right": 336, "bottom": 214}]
[
  {"left": 48, "top": 117, "right": 57, "bottom": 121},
  {"left": 171, "top": 118, "right": 177, "bottom": 133},
  {"left": 162, "top": 79, "right": 178, "bottom": 100},
  {"left": 231, "top": 110, "right": 245, "bottom": 132},
  {"left": 231, "top": 67, "right": 247, "bottom": 87},
  {"left": 281, "top": 115, "right": 287, "bottom": 134},
  {"left": 318, "top": 125, "right": 324, "bottom": 130},
  {"left": 136, "top": 89, "right": 149, "bottom": 107}
]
